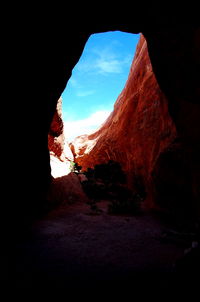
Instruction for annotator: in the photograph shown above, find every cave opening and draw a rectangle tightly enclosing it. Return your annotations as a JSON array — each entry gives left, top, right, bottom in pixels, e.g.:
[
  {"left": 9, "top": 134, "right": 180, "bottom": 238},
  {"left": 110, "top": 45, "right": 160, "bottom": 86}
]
[
  {"left": 49, "top": 31, "right": 140, "bottom": 178},
  {"left": 62, "top": 31, "right": 140, "bottom": 142},
  {"left": 48, "top": 31, "right": 143, "bottom": 216}
]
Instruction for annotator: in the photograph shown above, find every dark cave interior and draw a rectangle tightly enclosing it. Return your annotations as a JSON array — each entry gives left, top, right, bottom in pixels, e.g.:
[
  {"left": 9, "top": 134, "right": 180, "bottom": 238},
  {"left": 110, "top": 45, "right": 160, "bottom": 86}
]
[{"left": 3, "top": 4, "right": 200, "bottom": 292}]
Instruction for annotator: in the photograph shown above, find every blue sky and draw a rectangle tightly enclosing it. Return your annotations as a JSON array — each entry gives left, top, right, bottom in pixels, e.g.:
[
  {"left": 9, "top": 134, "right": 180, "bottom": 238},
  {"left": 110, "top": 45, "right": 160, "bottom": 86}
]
[{"left": 62, "top": 31, "right": 140, "bottom": 141}]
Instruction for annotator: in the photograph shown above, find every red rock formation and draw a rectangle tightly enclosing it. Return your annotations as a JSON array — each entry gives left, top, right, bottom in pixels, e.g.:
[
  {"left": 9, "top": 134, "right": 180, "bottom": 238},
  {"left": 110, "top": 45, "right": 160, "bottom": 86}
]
[
  {"left": 48, "top": 97, "right": 74, "bottom": 163},
  {"left": 71, "top": 35, "right": 177, "bottom": 207},
  {"left": 48, "top": 97, "right": 65, "bottom": 159},
  {"left": 48, "top": 98, "right": 89, "bottom": 205}
]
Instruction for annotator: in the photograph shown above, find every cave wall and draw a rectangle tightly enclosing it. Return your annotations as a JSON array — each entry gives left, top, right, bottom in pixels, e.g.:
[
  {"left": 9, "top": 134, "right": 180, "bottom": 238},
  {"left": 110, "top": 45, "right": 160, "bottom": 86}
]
[
  {"left": 6, "top": 5, "right": 200, "bottom": 229},
  {"left": 143, "top": 26, "right": 200, "bottom": 222}
]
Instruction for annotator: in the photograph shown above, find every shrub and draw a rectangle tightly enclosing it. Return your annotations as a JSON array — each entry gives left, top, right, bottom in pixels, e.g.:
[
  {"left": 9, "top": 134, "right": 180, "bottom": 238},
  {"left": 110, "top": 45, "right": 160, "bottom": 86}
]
[
  {"left": 81, "top": 180, "right": 107, "bottom": 200},
  {"left": 82, "top": 161, "right": 143, "bottom": 215},
  {"left": 94, "top": 160, "right": 126, "bottom": 184},
  {"left": 69, "top": 161, "right": 82, "bottom": 173}
]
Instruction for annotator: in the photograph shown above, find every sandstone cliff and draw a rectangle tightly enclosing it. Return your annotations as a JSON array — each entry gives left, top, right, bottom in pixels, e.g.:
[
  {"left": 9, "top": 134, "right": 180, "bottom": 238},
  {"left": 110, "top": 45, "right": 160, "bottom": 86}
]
[
  {"left": 48, "top": 97, "right": 65, "bottom": 159},
  {"left": 48, "top": 97, "right": 74, "bottom": 162},
  {"left": 48, "top": 98, "right": 89, "bottom": 205},
  {"left": 71, "top": 35, "right": 177, "bottom": 206}
]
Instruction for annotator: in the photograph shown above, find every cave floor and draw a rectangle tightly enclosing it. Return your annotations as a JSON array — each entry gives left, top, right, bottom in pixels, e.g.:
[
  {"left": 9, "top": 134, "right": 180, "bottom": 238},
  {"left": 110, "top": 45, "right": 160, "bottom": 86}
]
[{"left": 12, "top": 199, "right": 191, "bottom": 293}]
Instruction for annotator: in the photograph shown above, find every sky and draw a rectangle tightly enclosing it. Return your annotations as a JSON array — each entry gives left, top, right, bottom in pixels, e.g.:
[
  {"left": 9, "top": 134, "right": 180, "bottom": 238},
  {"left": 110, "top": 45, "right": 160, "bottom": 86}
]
[{"left": 62, "top": 31, "right": 140, "bottom": 142}]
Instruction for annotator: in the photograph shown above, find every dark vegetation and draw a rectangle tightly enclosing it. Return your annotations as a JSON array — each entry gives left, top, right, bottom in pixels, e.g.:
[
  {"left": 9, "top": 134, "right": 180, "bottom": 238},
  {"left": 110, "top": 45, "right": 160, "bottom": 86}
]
[
  {"left": 81, "top": 160, "right": 145, "bottom": 215},
  {"left": 70, "top": 161, "right": 82, "bottom": 173}
]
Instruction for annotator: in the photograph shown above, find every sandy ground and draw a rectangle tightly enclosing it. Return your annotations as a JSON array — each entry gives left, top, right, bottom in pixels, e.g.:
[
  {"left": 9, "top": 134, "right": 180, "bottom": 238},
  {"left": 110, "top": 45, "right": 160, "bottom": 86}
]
[
  {"left": 13, "top": 198, "right": 188, "bottom": 292},
  {"left": 8, "top": 157, "right": 198, "bottom": 296}
]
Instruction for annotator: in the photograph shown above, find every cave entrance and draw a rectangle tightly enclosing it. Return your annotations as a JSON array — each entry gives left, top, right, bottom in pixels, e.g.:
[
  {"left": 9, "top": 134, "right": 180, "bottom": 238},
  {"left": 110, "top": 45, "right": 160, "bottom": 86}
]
[
  {"left": 49, "top": 31, "right": 139, "bottom": 179},
  {"left": 62, "top": 31, "right": 140, "bottom": 142}
]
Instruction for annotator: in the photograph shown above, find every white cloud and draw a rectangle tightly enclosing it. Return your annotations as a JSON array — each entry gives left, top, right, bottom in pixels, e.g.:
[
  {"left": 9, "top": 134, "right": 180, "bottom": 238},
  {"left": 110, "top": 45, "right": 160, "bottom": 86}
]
[
  {"left": 68, "top": 77, "right": 78, "bottom": 87},
  {"left": 76, "top": 45, "right": 132, "bottom": 75},
  {"left": 95, "top": 58, "right": 122, "bottom": 74},
  {"left": 76, "top": 90, "right": 95, "bottom": 97},
  {"left": 94, "top": 55, "right": 132, "bottom": 75},
  {"left": 64, "top": 110, "right": 111, "bottom": 142},
  {"left": 76, "top": 61, "right": 92, "bottom": 73}
]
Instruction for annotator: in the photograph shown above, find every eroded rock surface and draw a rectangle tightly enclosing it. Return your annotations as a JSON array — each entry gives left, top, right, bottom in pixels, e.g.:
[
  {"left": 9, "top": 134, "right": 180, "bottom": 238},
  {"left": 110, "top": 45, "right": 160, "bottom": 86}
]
[{"left": 48, "top": 97, "right": 65, "bottom": 159}]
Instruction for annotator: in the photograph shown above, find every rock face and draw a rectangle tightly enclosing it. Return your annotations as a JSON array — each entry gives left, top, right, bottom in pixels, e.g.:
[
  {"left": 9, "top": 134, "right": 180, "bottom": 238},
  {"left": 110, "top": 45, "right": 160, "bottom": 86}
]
[
  {"left": 48, "top": 96, "right": 74, "bottom": 163},
  {"left": 144, "top": 27, "right": 200, "bottom": 223},
  {"left": 48, "top": 97, "right": 65, "bottom": 159},
  {"left": 48, "top": 97, "right": 87, "bottom": 206},
  {"left": 71, "top": 35, "right": 177, "bottom": 206}
]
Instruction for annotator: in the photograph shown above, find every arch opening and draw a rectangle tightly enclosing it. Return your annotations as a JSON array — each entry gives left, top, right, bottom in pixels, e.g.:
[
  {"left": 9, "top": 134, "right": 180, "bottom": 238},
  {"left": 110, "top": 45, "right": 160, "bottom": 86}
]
[
  {"left": 62, "top": 31, "right": 140, "bottom": 142},
  {"left": 48, "top": 31, "right": 140, "bottom": 179}
]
